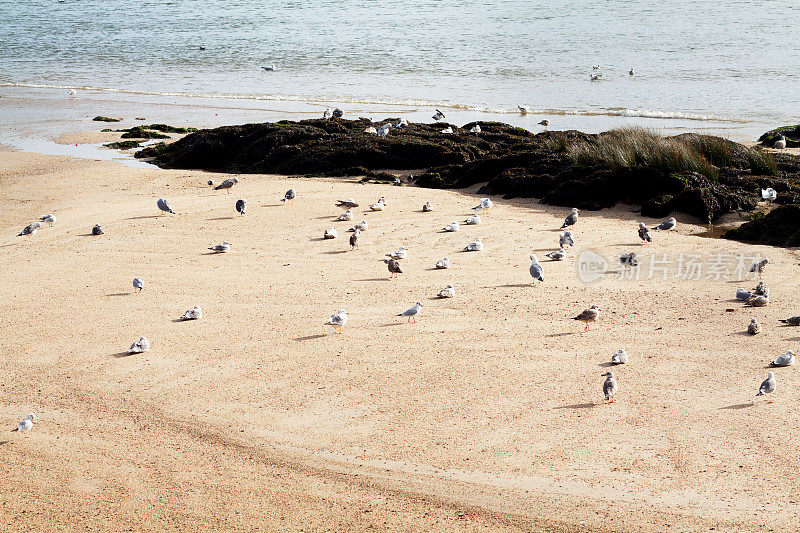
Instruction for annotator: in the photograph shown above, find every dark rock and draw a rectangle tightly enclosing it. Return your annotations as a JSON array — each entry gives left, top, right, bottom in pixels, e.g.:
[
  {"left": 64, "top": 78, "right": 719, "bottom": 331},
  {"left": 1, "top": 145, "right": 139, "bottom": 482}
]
[
  {"left": 93, "top": 116, "right": 122, "bottom": 122},
  {"left": 332, "top": 108, "right": 343, "bottom": 119},
  {"left": 759, "top": 125, "right": 800, "bottom": 148},
  {"left": 724, "top": 205, "right": 800, "bottom": 247}
]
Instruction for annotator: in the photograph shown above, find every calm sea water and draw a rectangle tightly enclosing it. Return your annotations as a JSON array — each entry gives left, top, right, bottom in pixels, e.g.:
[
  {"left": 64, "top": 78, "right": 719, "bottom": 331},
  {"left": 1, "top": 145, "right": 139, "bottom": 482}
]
[{"left": 1, "top": 0, "right": 799, "bottom": 142}]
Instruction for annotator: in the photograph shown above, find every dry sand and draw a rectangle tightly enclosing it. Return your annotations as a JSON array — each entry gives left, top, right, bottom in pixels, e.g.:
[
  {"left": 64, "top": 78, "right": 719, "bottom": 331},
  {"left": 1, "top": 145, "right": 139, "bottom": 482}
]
[{"left": 2, "top": 147, "right": 800, "bottom": 531}]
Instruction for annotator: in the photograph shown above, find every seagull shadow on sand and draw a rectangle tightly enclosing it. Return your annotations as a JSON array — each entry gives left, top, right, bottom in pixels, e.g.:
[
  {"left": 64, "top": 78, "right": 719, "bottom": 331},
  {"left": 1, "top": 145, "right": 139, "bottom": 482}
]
[
  {"left": 356, "top": 278, "right": 390, "bottom": 282},
  {"left": 546, "top": 331, "right": 578, "bottom": 338},
  {"left": 719, "top": 403, "right": 754, "bottom": 410},
  {"left": 610, "top": 243, "right": 642, "bottom": 247},
  {"left": 554, "top": 402, "right": 596, "bottom": 410},
  {"left": 598, "top": 362, "right": 620, "bottom": 368},
  {"left": 202, "top": 251, "right": 227, "bottom": 256},
  {"left": 207, "top": 216, "right": 235, "bottom": 221},
  {"left": 111, "top": 351, "right": 134, "bottom": 358},
  {"left": 106, "top": 292, "right": 130, "bottom": 297},
  {"left": 379, "top": 322, "right": 404, "bottom": 327},
  {"left": 322, "top": 250, "right": 348, "bottom": 255},
  {"left": 293, "top": 334, "right": 326, "bottom": 342},
  {"left": 125, "top": 215, "right": 162, "bottom": 220},
  {"left": 489, "top": 283, "right": 534, "bottom": 289}
]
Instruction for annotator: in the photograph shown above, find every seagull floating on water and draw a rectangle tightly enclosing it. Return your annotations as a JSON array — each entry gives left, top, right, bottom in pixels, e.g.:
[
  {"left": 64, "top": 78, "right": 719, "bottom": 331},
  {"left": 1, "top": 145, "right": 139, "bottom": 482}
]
[
  {"left": 12, "top": 414, "right": 35, "bottom": 436},
  {"left": 262, "top": 64, "right": 276, "bottom": 71},
  {"left": 281, "top": 189, "right": 296, "bottom": 203},
  {"left": 573, "top": 305, "right": 600, "bottom": 331},
  {"left": 432, "top": 109, "right": 445, "bottom": 121},
  {"left": 590, "top": 73, "right": 602, "bottom": 81},
  {"left": 518, "top": 106, "right": 531, "bottom": 114},
  {"left": 602, "top": 372, "right": 618, "bottom": 402},
  {"left": 181, "top": 306, "right": 202, "bottom": 320},
  {"left": 324, "top": 227, "right": 337, "bottom": 239},
  {"left": 325, "top": 309, "right": 348, "bottom": 334},
  {"left": 529, "top": 254, "right": 544, "bottom": 284},
  {"left": 747, "top": 318, "right": 761, "bottom": 335},
  {"left": 538, "top": 120, "right": 549, "bottom": 127},
  {"left": 771, "top": 350, "right": 795, "bottom": 367},
  {"left": 436, "top": 257, "right": 450, "bottom": 269},
  {"left": 157, "top": 198, "right": 175, "bottom": 214},
  {"left": 398, "top": 302, "right": 422, "bottom": 322},
  {"left": 438, "top": 284, "right": 455, "bottom": 298},
  {"left": 214, "top": 177, "right": 239, "bottom": 192},
  {"left": 464, "top": 237, "right": 483, "bottom": 251},
  {"left": 236, "top": 199, "right": 247, "bottom": 216},
  {"left": 629, "top": 68, "right": 635, "bottom": 76},
  {"left": 133, "top": 277, "right": 144, "bottom": 292},
  {"left": 128, "top": 336, "right": 150, "bottom": 354},
  {"left": 208, "top": 241, "right": 231, "bottom": 253}
]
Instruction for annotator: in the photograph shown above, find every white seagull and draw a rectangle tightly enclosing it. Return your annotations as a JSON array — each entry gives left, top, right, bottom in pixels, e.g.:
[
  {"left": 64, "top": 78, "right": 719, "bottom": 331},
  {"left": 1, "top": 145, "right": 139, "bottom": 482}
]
[
  {"left": 338, "top": 209, "right": 354, "bottom": 221},
  {"left": 208, "top": 241, "right": 232, "bottom": 253},
  {"left": 128, "top": 336, "right": 150, "bottom": 354},
  {"left": 472, "top": 198, "right": 493, "bottom": 213},
  {"left": 180, "top": 306, "right": 203, "bottom": 320},
  {"left": 326, "top": 309, "right": 348, "bottom": 334},
  {"left": 464, "top": 214, "right": 481, "bottom": 225},
  {"left": 436, "top": 257, "right": 450, "bottom": 269},
  {"left": 653, "top": 217, "right": 677, "bottom": 231},
  {"left": 440, "top": 126, "right": 454, "bottom": 134},
  {"left": 529, "top": 254, "right": 544, "bottom": 284},
  {"left": 761, "top": 188, "right": 777, "bottom": 201},
  {"left": 157, "top": 198, "right": 175, "bottom": 214},
  {"left": 12, "top": 414, "right": 35, "bottom": 436},
  {"left": 756, "top": 371, "right": 777, "bottom": 400},
  {"left": 611, "top": 349, "right": 628, "bottom": 364},
  {"left": 349, "top": 220, "right": 368, "bottom": 232},
  {"left": 438, "top": 284, "right": 455, "bottom": 298},
  {"left": 559, "top": 231, "right": 574, "bottom": 248},
  {"left": 324, "top": 227, "right": 337, "bottom": 239},
  {"left": 444, "top": 221, "right": 460, "bottom": 232},
  {"left": 386, "top": 245, "right": 408, "bottom": 260},
  {"left": 398, "top": 302, "right": 422, "bottom": 323},
  {"left": 133, "top": 277, "right": 144, "bottom": 292},
  {"left": 40, "top": 214, "right": 56, "bottom": 226},
  {"left": 464, "top": 237, "right": 483, "bottom": 251},
  {"left": 771, "top": 350, "right": 795, "bottom": 367},
  {"left": 470, "top": 124, "right": 481, "bottom": 133},
  {"left": 774, "top": 136, "right": 787, "bottom": 149}
]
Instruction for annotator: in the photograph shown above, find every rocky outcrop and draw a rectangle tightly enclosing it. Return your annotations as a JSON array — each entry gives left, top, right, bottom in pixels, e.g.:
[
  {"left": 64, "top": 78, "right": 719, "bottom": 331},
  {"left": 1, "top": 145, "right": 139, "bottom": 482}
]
[
  {"left": 759, "top": 125, "right": 800, "bottom": 148},
  {"left": 724, "top": 205, "right": 800, "bottom": 247}
]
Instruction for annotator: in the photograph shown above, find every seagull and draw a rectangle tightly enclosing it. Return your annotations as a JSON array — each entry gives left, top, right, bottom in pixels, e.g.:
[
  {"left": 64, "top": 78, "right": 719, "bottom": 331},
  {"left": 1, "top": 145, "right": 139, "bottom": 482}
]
[
  {"left": 753, "top": 281, "right": 768, "bottom": 296},
  {"left": 323, "top": 108, "right": 331, "bottom": 120},
  {"left": 349, "top": 220, "right": 368, "bottom": 232},
  {"left": 12, "top": 414, "right": 35, "bottom": 436},
  {"left": 529, "top": 254, "right": 544, "bottom": 284},
  {"left": 338, "top": 209, "right": 354, "bottom": 221},
  {"left": 653, "top": 217, "right": 676, "bottom": 231},
  {"left": 545, "top": 248, "right": 566, "bottom": 261},
  {"left": 325, "top": 309, "right": 348, "bottom": 334},
  {"left": 464, "top": 214, "right": 481, "bottom": 225},
  {"left": 539, "top": 120, "right": 549, "bottom": 127},
  {"left": 470, "top": 124, "right": 481, "bottom": 133},
  {"left": 214, "top": 177, "right": 239, "bottom": 192},
  {"left": 332, "top": 108, "right": 343, "bottom": 119},
  {"left": 395, "top": 118, "right": 409, "bottom": 128},
  {"left": 398, "top": 302, "right": 422, "bottom": 322},
  {"left": 771, "top": 350, "right": 795, "bottom": 367},
  {"left": 436, "top": 257, "right": 450, "bottom": 269},
  {"left": 774, "top": 136, "right": 787, "bottom": 149},
  {"left": 384, "top": 258, "right": 403, "bottom": 278},
  {"left": 324, "top": 227, "right": 337, "bottom": 239},
  {"left": 180, "top": 306, "right": 202, "bottom": 320},
  {"left": 370, "top": 199, "right": 386, "bottom": 211},
  {"left": 377, "top": 123, "right": 391, "bottom": 137},
  {"left": 750, "top": 258, "right": 769, "bottom": 278},
  {"left": 761, "top": 188, "right": 777, "bottom": 201},
  {"left": 779, "top": 315, "right": 800, "bottom": 326},
  {"left": 350, "top": 228, "right": 360, "bottom": 249},
  {"left": 592, "top": 65, "right": 600, "bottom": 70},
  {"left": 262, "top": 64, "right": 276, "bottom": 71},
  {"left": 432, "top": 109, "right": 445, "bottom": 121},
  {"left": 438, "top": 284, "right": 455, "bottom": 298},
  {"left": 747, "top": 318, "right": 761, "bottom": 335},
  {"left": 393, "top": 177, "right": 402, "bottom": 186},
  {"left": 559, "top": 231, "right": 574, "bottom": 248},
  {"left": 756, "top": 371, "right": 776, "bottom": 400},
  {"left": 573, "top": 305, "right": 600, "bottom": 331},
  {"left": 736, "top": 288, "right": 754, "bottom": 301},
  {"left": 336, "top": 199, "right": 359, "bottom": 208},
  {"left": 472, "top": 198, "right": 493, "bottom": 213},
  {"left": 602, "top": 372, "right": 618, "bottom": 402},
  {"left": 440, "top": 126, "right": 454, "bottom": 134},
  {"left": 561, "top": 208, "right": 579, "bottom": 229},
  {"left": 17, "top": 222, "right": 40, "bottom": 236},
  {"left": 364, "top": 126, "right": 377, "bottom": 135},
  {"left": 464, "top": 237, "right": 483, "bottom": 251},
  {"left": 133, "top": 277, "right": 144, "bottom": 292},
  {"left": 745, "top": 295, "right": 769, "bottom": 307},
  {"left": 40, "top": 214, "right": 56, "bottom": 227},
  {"left": 619, "top": 252, "right": 638, "bottom": 269},
  {"left": 68, "top": 89, "right": 77, "bottom": 97},
  {"left": 422, "top": 201, "right": 433, "bottom": 212},
  {"left": 157, "top": 198, "right": 175, "bottom": 214},
  {"left": 236, "top": 199, "right": 246, "bottom": 216},
  {"left": 208, "top": 180, "right": 215, "bottom": 186},
  {"left": 128, "top": 336, "right": 150, "bottom": 354},
  {"left": 386, "top": 245, "right": 408, "bottom": 260},
  {"left": 444, "top": 221, "right": 460, "bottom": 232},
  {"left": 629, "top": 68, "right": 635, "bottom": 76},
  {"left": 208, "top": 242, "right": 231, "bottom": 253},
  {"left": 637, "top": 222, "right": 652, "bottom": 243},
  {"left": 611, "top": 349, "right": 628, "bottom": 364},
  {"left": 281, "top": 189, "right": 296, "bottom": 203},
  {"left": 590, "top": 73, "right": 602, "bottom": 81},
  {"left": 92, "top": 224, "right": 104, "bottom": 235},
  {"left": 518, "top": 106, "right": 531, "bottom": 114}
]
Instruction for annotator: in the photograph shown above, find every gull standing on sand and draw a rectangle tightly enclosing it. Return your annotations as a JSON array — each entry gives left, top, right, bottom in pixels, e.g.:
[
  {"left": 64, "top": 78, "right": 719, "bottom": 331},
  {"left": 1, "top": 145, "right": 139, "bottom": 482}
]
[
  {"left": 422, "top": 201, "right": 433, "bottom": 212},
  {"left": 384, "top": 258, "right": 403, "bottom": 278},
  {"left": 546, "top": 248, "right": 566, "bottom": 261},
  {"left": 436, "top": 257, "right": 450, "bottom": 269},
  {"left": 465, "top": 237, "right": 483, "bottom": 251},
  {"left": 398, "top": 302, "right": 422, "bottom": 322},
  {"left": 464, "top": 214, "right": 481, "bottom": 225},
  {"left": 338, "top": 209, "right": 354, "bottom": 221},
  {"left": 180, "top": 306, "right": 203, "bottom": 320},
  {"left": 40, "top": 214, "right": 56, "bottom": 227},
  {"left": 444, "top": 221, "right": 460, "bottom": 232},
  {"left": 432, "top": 109, "right": 445, "bottom": 121},
  {"left": 638, "top": 222, "right": 652, "bottom": 243},
  {"left": 208, "top": 242, "right": 231, "bottom": 253},
  {"left": 573, "top": 305, "right": 600, "bottom": 331},
  {"left": 756, "top": 371, "right": 777, "bottom": 400},
  {"left": 17, "top": 222, "right": 40, "bottom": 236},
  {"left": 214, "top": 177, "right": 239, "bottom": 192},
  {"left": 736, "top": 288, "right": 754, "bottom": 301},
  {"left": 619, "top": 252, "right": 638, "bottom": 269},
  {"left": 611, "top": 349, "right": 628, "bottom": 364},
  {"left": 653, "top": 217, "right": 676, "bottom": 231},
  {"left": 761, "top": 188, "right": 777, "bottom": 201},
  {"left": 745, "top": 295, "right": 769, "bottom": 307},
  {"left": 747, "top": 318, "right": 761, "bottom": 335},
  {"left": 370, "top": 198, "right": 386, "bottom": 211},
  {"left": 779, "top": 314, "right": 800, "bottom": 326},
  {"left": 324, "top": 227, "right": 337, "bottom": 239},
  {"left": 92, "top": 224, "right": 104, "bottom": 235},
  {"left": 772, "top": 350, "right": 795, "bottom": 367},
  {"left": 529, "top": 254, "right": 544, "bottom": 284},
  {"left": 438, "top": 284, "right": 455, "bottom": 298},
  {"left": 157, "top": 198, "right": 175, "bottom": 214},
  {"left": 753, "top": 281, "right": 768, "bottom": 296},
  {"left": 386, "top": 245, "right": 408, "bottom": 260},
  {"left": 282, "top": 189, "right": 296, "bottom": 203},
  {"left": 472, "top": 198, "right": 493, "bottom": 213},
  {"left": 12, "top": 414, "right": 35, "bottom": 436},
  {"left": 561, "top": 208, "right": 579, "bottom": 229},
  {"left": 236, "top": 199, "right": 247, "bottom": 216},
  {"left": 350, "top": 220, "right": 368, "bottom": 232},
  {"left": 559, "top": 231, "right": 574, "bottom": 248},
  {"left": 750, "top": 258, "right": 769, "bottom": 278},
  {"left": 774, "top": 136, "right": 787, "bottom": 149},
  {"left": 128, "top": 336, "right": 150, "bottom": 354},
  {"left": 133, "top": 277, "right": 144, "bottom": 292},
  {"left": 325, "top": 309, "right": 348, "bottom": 334},
  {"left": 602, "top": 372, "right": 618, "bottom": 402},
  {"left": 349, "top": 228, "right": 360, "bottom": 249}
]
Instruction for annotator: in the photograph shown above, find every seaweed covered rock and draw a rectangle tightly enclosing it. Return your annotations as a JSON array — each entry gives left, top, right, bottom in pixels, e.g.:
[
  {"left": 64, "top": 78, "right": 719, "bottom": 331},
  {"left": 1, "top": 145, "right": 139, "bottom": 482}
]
[
  {"left": 104, "top": 140, "right": 140, "bottom": 150},
  {"left": 724, "top": 205, "right": 800, "bottom": 247},
  {"left": 93, "top": 116, "right": 122, "bottom": 122},
  {"left": 759, "top": 125, "right": 800, "bottom": 148},
  {"left": 121, "top": 127, "right": 171, "bottom": 139}
]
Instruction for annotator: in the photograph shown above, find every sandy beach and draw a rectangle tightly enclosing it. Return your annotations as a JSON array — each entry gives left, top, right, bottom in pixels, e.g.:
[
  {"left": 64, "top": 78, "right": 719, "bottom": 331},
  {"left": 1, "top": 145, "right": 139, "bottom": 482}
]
[{"left": 2, "top": 143, "right": 800, "bottom": 531}]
